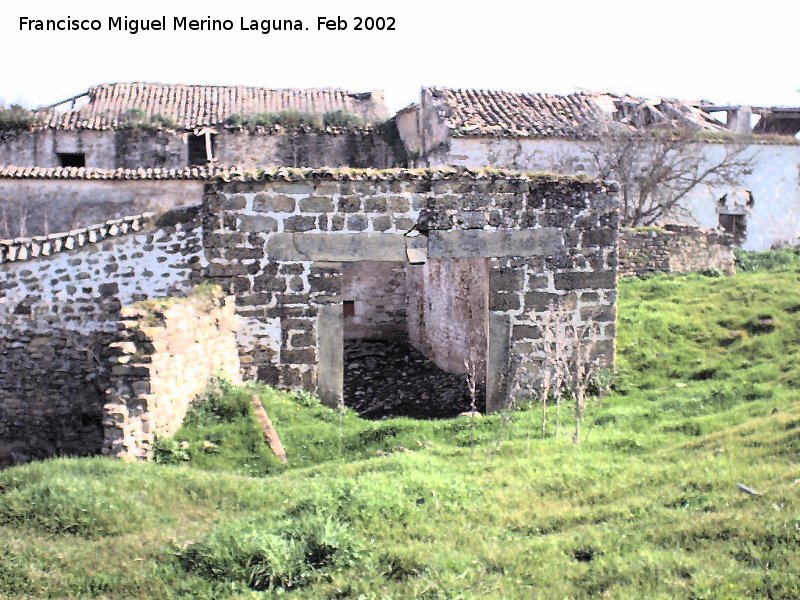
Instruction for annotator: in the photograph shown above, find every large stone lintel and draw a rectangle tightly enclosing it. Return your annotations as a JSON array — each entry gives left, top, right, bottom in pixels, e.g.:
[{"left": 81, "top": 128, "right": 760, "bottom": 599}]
[
  {"left": 266, "top": 233, "right": 408, "bottom": 262},
  {"left": 427, "top": 228, "right": 563, "bottom": 259}
]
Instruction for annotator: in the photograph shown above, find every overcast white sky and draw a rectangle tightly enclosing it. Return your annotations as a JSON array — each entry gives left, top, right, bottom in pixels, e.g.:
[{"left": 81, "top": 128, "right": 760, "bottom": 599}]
[{"left": 1, "top": 0, "right": 798, "bottom": 112}]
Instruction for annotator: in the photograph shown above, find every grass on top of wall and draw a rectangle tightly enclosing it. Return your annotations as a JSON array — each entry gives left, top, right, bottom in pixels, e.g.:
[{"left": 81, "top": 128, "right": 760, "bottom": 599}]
[{"left": 1, "top": 258, "right": 800, "bottom": 598}]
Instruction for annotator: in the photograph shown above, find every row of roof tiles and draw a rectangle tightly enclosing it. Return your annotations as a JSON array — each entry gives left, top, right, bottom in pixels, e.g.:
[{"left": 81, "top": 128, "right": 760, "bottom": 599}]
[
  {"left": 8, "top": 82, "right": 799, "bottom": 139},
  {"left": 0, "top": 165, "right": 592, "bottom": 182},
  {"left": 40, "top": 83, "right": 388, "bottom": 131}
]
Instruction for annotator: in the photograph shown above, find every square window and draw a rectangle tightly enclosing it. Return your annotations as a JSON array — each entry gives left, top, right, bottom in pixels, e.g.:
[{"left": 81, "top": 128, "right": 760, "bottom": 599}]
[
  {"left": 57, "top": 152, "right": 85, "bottom": 167},
  {"left": 343, "top": 300, "right": 355, "bottom": 317}
]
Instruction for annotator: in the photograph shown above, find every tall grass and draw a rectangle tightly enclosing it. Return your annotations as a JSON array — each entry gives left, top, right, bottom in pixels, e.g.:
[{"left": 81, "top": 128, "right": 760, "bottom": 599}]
[{"left": 1, "top": 259, "right": 799, "bottom": 597}]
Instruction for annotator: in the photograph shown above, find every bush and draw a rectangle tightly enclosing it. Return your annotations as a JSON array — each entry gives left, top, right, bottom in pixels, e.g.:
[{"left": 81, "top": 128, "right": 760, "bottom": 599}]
[
  {"left": 226, "top": 110, "right": 324, "bottom": 131},
  {"left": 322, "top": 110, "right": 366, "bottom": 129},
  {"left": 0, "top": 105, "right": 36, "bottom": 131},
  {"left": 735, "top": 247, "right": 800, "bottom": 271},
  {"left": 179, "top": 512, "right": 361, "bottom": 590},
  {"left": 183, "top": 377, "right": 249, "bottom": 427}
]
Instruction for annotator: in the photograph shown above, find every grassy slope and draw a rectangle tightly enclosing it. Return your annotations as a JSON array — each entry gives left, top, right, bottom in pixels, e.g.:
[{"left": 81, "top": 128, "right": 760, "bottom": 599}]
[{"left": 1, "top": 261, "right": 799, "bottom": 599}]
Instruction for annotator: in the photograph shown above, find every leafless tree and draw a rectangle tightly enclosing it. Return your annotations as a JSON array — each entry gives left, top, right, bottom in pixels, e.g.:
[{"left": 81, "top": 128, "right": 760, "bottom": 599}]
[{"left": 581, "top": 127, "right": 754, "bottom": 227}]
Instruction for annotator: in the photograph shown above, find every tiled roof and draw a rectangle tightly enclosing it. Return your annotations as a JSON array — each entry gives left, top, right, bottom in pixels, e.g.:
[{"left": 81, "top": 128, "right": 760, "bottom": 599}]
[
  {"left": 39, "top": 82, "right": 389, "bottom": 131},
  {"left": 425, "top": 88, "right": 727, "bottom": 138},
  {"left": 0, "top": 166, "right": 224, "bottom": 180},
  {"left": 0, "top": 164, "right": 600, "bottom": 184},
  {"left": 1, "top": 213, "right": 154, "bottom": 263}
]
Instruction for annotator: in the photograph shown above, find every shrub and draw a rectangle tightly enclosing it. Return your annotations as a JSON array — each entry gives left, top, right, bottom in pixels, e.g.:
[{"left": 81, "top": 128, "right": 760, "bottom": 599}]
[
  {"left": 322, "top": 110, "right": 366, "bottom": 129},
  {"left": 226, "top": 110, "right": 324, "bottom": 131},
  {"left": 182, "top": 377, "right": 249, "bottom": 427},
  {"left": 735, "top": 247, "right": 800, "bottom": 271},
  {"left": 0, "top": 105, "right": 37, "bottom": 131}
]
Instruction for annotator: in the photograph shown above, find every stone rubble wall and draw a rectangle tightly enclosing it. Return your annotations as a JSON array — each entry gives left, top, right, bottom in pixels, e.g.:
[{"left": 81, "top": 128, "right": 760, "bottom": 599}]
[
  {"left": 103, "top": 287, "right": 240, "bottom": 460},
  {"left": 618, "top": 225, "right": 735, "bottom": 277},
  {"left": 0, "top": 127, "right": 403, "bottom": 172},
  {"left": 0, "top": 207, "right": 205, "bottom": 465},
  {"left": 341, "top": 261, "right": 408, "bottom": 340},
  {"left": 0, "top": 206, "right": 205, "bottom": 333},
  {"left": 0, "top": 327, "right": 114, "bottom": 466},
  {"left": 203, "top": 168, "right": 619, "bottom": 411}
]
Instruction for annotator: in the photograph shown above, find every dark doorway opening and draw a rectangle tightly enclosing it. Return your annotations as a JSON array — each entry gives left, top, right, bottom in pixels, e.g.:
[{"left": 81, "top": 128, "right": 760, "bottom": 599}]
[{"left": 341, "top": 259, "right": 488, "bottom": 419}]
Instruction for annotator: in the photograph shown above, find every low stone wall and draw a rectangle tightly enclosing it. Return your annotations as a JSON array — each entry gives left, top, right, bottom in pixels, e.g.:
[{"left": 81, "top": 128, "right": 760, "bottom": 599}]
[
  {"left": 103, "top": 286, "right": 240, "bottom": 460},
  {"left": 618, "top": 225, "right": 735, "bottom": 277},
  {"left": 0, "top": 205, "right": 205, "bottom": 465},
  {"left": 0, "top": 328, "right": 113, "bottom": 466}
]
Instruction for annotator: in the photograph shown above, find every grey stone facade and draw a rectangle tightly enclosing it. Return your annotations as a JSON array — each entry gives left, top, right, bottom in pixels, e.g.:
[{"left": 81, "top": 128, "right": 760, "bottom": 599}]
[
  {"left": 0, "top": 167, "right": 620, "bottom": 465},
  {"left": 203, "top": 168, "right": 620, "bottom": 411},
  {"left": 618, "top": 225, "right": 735, "bottom": 277}
]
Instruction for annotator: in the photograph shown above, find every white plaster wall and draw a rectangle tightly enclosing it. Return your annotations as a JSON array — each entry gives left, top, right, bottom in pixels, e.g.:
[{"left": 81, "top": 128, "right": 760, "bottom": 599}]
[
  {"left": 0, "top": 179, "right": 204, "bottom": 238},
  {"left": 0, "top": 223, "right": 204, "bottom": 334},
  {"left": 438, "top": 137, "right": 800, "bottom": 250}
]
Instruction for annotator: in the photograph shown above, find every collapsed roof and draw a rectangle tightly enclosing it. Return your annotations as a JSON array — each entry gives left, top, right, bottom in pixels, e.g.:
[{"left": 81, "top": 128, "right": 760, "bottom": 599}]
[
  {"left": 38, "top": 82, "right": 390, "bottom": 131},
  {"left": 423, "top": 87, "right": 792, "bottom": 138}
]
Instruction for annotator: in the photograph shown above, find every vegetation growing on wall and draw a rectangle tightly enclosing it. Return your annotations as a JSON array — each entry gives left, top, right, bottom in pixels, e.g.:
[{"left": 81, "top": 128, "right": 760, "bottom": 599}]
[
  {"left": 119, "top": 108, "right": 178, "bottom": 131},
  {"left": 225, "top": 110, "right": 374, "bottom": 132},
  {"left": 0, "top": 105, "right": 38, "bottom": 132}
]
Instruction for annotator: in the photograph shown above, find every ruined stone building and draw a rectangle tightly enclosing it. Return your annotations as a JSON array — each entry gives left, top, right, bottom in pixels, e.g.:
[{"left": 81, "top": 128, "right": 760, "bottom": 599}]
[
  {"left": 0, "top": 82, "right": 406, "bottom": 237},
  {"left": 2, "top": 79, "right": 794, "bottom": 464},
  {"left": 396, "top": 88, "right": 800, "bottom": 250},
  {"left": 0, "top": 167, "right": 619, "bottom": 463}
]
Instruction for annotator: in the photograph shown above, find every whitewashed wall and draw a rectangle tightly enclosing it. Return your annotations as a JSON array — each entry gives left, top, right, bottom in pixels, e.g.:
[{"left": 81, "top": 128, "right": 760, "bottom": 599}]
[{"left": 433, "top": 137, "right": 800, "bottom": 250}]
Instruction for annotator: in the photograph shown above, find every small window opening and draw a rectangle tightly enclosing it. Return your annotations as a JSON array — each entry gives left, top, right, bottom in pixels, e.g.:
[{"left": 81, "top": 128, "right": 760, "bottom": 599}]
[
  {"left": 57, "top": 152, "right": 85, "bottom": 168},
  {"left": 188, "top": 132, "right": 217, "bottom": 165},
  {"left": 719, "top": 213, "right": 747, "bottom": 245},
  {"left": 343, "top": 300, "right": 355, "bottom": 317}
]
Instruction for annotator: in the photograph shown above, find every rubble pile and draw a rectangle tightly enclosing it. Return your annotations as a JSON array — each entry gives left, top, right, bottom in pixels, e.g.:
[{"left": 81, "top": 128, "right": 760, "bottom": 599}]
[{"left": 343, "top": 339, "right": 483, "bottom": 419}]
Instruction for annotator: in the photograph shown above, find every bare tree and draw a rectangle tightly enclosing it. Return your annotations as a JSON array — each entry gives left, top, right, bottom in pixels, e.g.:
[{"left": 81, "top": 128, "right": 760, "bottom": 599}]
[{"left": 581, "top": 127, "right": 754, "bottom": 227}]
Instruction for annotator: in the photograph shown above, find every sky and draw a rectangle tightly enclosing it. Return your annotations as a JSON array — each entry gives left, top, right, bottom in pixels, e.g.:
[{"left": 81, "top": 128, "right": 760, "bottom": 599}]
[{"left": 1, "top": 0, "right": 798, "bottom": 113}]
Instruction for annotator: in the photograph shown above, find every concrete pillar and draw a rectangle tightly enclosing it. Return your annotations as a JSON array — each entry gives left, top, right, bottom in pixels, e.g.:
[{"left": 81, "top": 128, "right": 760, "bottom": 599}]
[
  {"left": 727, "top": 107, "right": 752, "bottom": 135},
  {"left": 485, "top": 312, "right": 510, "bottom": 413},
  {"left": 316, "top": 303, "right": 343, "bottom": 408}
]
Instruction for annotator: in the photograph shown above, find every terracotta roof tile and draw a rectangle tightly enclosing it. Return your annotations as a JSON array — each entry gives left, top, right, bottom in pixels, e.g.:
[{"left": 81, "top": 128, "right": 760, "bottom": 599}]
[
  {"left": 426, "top": 88, "right": 727, "bottom": 138},
  {"left": 39, "top": 82, "right": 389, "bottom": 131}
]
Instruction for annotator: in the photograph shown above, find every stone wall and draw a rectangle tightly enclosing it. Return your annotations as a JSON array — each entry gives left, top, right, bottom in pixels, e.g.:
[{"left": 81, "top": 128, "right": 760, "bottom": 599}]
[
  {"left": 423, "top": 133, "right": 800, "bottom": 251},
  {"left": 216, "top": 129, "right": 403, "bottom": 169},
  {"left": 341, "top": 261, "right": 408, "bottom": 340},
  {"left": 0, "top": 127, "right": 405, "bottom": 172},
  {"left": 0, "top": 207, "right": 204, "bottom": 464},
  {"left": 0, "top": 328, "right": 113, "bottom": 466},
  {"left": 203, "top": 167, "right": 619, "bottom": 412},
  {"left": 406, "top": 258, "right": 488, "bottom": 382},
  {"left": 618, "top": 225, "right": 735, "bottom": 277},
  {"left": 0, "top": 174, "right": 205, "bottom": 238},
  {"left": 103, "top": 287, "right": 240, "bottom": 460}
]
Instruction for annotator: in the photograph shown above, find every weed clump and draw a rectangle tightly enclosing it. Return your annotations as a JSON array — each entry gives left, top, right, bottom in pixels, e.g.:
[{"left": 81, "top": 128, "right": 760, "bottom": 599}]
[
  {"left": 179, "top": 513, "right": 360, "bottom": 591},
  {"left": 0, "top": 477, "right": 136, "bottom": 537}
]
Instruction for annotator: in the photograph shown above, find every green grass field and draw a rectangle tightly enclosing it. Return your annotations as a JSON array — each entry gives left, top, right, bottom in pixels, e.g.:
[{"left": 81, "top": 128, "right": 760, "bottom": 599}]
[{"left": 1, "top": 251, "right": 799, "bottom": 598}]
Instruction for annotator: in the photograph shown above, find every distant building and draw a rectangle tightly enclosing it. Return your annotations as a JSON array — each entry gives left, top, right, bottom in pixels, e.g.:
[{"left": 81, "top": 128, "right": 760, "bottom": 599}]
[
  {"left": 397, "top": 88, "right": 800, "bottom": 250},
  {"left": 0, "top": 82, "right": 403, "bottom": 170}
]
